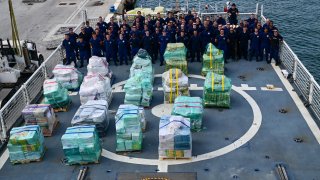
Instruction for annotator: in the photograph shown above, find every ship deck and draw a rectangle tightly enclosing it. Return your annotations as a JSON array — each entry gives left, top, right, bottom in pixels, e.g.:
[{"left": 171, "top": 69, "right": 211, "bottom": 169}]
[{"left": 0, "top": 59, "right": 319, "bottom": 180}]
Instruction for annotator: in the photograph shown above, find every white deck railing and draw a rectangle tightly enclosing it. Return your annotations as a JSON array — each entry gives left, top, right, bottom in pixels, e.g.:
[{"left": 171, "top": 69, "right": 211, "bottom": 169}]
[{"left": 1, "top": 4, "right": 319, "bottom": 141}]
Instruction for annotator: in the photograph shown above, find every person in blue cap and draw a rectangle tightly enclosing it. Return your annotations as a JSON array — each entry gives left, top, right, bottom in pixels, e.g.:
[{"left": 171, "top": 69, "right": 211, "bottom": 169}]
[
  {"left": 270, "top": 30, "right": 283, "bottom": 65},
  {"left": 215, "top": 29, "right": 229, "bottom": 63},
  {"left": 249, "top": 28, "right": 261, "bottom": 61},
  {"left": 159, "top": 31, "right": 170, "bottom": 66},
  {"left": 104, "top": 34, "right": 118, "bottom": 66},
  {"left": 227, "top": 3, "right": 239, "bottom": 25},
  {"left": 90, "top": 32, "right": 102, "bottom": 57},
  {"left": 76, "top": 36, "right": 88, "bottom": 68},
  {"left": 62, "top": 34, "right": 77, "bottom": 67},
  {"left": 260, "top": 28, "right": 271, "bottom": 62},
  {"left": 191, "top": 30, "right": 201, "bottom": 62},
  {"left": 118, "top": 33, "right": 128, "bottom": 65}
]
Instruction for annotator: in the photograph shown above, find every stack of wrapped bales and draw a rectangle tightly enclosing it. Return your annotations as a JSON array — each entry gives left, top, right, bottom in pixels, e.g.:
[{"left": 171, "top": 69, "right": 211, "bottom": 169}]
[
  {"left": 61, "top": 125, "right": 101, "bottom": 165},
  {"left": 22, "top": 104, "right": 58, "bottom": 136},
  {"left": 130, "top": 49, "right": 154, "bottom": 84},
  {"left": 79, "top": 74, "right": 112, "bottom": 105},
  {"left": 162, "top": 68, "right": 189, "bottom": 103},
  {"left": 43, "top": 79, "right": 71, "bottom": 108},
  {"left": 87, "top": 56, "right": 113, "bottom": 78},
  {"left": 115, "top": 105, "right": 144, "bottom": 152},
  {"left": 8, "top": 125, "right": 45, "bottom": 164},
  {"left": 159, "top": 115, "right": 192, "bottom": 159},
  {"left": 203, "top": 72, "right": 232, "bottom": 108},
  {"left": 124, "top": 72, "right": 153, "bottom": 107},
  {"left": 71, "top": 100, "right": 109, "bottom": 137},
  {"left": 52, "top": 64, "right": 83, "bottom": 90},
  {"left": 164, "top": 43, "right": 188, "bottom": 75},
  {"left": 201, "top": 43, "right": 224, "bottom": 76},
  {"left": 171, "top": 96, "right": 204, "bottom": 132},
  {"left": 118, "top": 104, "right": 146, "bottom": 132}
]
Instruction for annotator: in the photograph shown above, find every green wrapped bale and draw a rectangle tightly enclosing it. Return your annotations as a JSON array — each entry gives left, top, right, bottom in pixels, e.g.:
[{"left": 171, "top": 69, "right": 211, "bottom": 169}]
[
  {"left": 61, "top": 125, "right": 101, "bottom": 165},
  {"left": 172, "top": 96, "right": 204, "bottom": 132},
  {"left": 43, "top": 79, "right": 71, "bottom": 109},
  {"left": 8, "top": 125, "right": 45, "bottom": 163},
  {"left": 115, "top": 104, "right": 144, "bottom": 152},
  {"left": 203, "top": 72, "right": 232, "bottom": 108},
  {"left": 201, "top": 43, "right": 224, "bottom": 76},
  {"left": 164, "top": 43, "right": 188, "bottom": 75}
]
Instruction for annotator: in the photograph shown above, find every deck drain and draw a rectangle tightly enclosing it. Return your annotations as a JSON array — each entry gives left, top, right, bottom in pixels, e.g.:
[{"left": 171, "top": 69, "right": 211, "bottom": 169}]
[
  {"left": 279, "top": 108, "right": 288, "bottom": 113},
  {"left": 225, "top": 137, "right": 229, "bottom": 141},
  {"left": 59, "top": 2, "right": 67, "bottom": 5},
  {"left": 254, "top": 168, "right": 260, "bottom": 172},
  {"left": 233, "top": 175, "right": 239, "bottom": 179},
  {"left": 294, "top": 138, "right": 303, "bottom": 143},
  {"left": 256, "top": 67, "right": 265, "bottom": 71},
  {"left": 265, "top": 155, "right": 270, "bottom": 159},
  {"left": 69, "top": 2, "right": 76, "bottom": 5},
  {"left": 204, "top": 168, "right": 210, "bottom": 172},
  {"left": 106, "top": 170, "right": 111, "bottom": 173}
]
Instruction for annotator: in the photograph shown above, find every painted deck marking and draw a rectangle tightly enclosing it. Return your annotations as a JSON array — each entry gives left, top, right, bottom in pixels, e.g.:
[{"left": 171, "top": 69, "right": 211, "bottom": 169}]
[
  {"left": 102, "top": 75, "right": 263, "bottom": 172},
  {"left": 240, "top": 84, "right": 257, "bottom": 91},
  {"left": 272, "top": 64, "right": 320, "bottom": 144},
  {"left": 261, "top": 87, "right": 283, "bottom": 91}
]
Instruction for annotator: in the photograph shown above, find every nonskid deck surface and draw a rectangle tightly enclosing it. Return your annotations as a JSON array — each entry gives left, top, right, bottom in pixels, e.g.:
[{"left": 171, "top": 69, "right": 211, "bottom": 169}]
[{"left": 0, "top": 59, "right": 319, "bottom": 180}]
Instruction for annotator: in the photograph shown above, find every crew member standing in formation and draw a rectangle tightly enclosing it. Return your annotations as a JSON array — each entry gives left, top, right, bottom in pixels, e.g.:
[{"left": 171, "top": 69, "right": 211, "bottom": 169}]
[{"left": 62, "top": 3, "right": 284, "bottom": 67}]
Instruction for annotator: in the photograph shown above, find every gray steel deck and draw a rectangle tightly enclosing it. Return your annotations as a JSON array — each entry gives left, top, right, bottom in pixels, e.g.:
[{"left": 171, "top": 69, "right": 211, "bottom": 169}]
[{"left": 0, "top": 58, "right": 319, "bottom": 180}]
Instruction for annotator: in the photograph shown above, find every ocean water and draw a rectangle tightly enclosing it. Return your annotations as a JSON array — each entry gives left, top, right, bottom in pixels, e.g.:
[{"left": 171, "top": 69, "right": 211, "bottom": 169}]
[{"left": 135, "top": 0, "right": 320, "bottom": 83}]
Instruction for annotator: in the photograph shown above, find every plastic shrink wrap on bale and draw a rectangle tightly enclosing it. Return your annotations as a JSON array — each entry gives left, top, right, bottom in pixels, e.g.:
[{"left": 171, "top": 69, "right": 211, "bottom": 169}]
[
  {"left": 22, "top": 104, "right": 58, "bottom": 136},
  {"left": 87, "top": 56, "right": 113, "bottom": 78},
  {"left": 130, "top": 49, "right": 154, "bottom": 84},
  {"left": 71, "top": 100, "right": 109, "bottom": 137},
  {"left": 118, "top": 104, "right": 146, "bottom": 132},
  {"left": 124, "top": 72, "right": 153, "bottom": 107},
  {"left": 43, "top": 79, "right": 71, "bottom": 108},
  {"left": 115, "top": 105, "right": 144, "bottom": 152},
  {"left": 52, "top": 64, "right": 83, "bottom": 90},
  {"left": 162, "top": 68, "right": 189, "bottom": 103},
  {"left": 8, "top": 125, "right": 45, "bottom": 163},
  {"left": 164, "top": 43, "right": 188, "bottom": 75},
  {"left": 79, "top": 74, "right": 112, "bottom": 105},
  {"left": 159, "top": 116, "right": 192, "bottom": 159},
  {"left": 61, "top": 125, "right": 101, "bottom": 165},
  {"left": 202, "top": 43, "right": 224, "bottom": 76},
  {"left": 172, "top": 96, "right": 204, "bottom": 132},
  {"left": 203, "top": 72, "right": 232, "bottom": 108}
]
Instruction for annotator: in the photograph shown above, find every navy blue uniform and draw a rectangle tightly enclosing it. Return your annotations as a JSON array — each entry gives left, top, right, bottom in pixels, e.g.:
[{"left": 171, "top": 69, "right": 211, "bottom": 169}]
[
  {"left": 228, "top": 31, "right": 238, "bottom": 60},
  {"left": 159, "top": 35, "right": 170, "bottom": 64},
  {"left": 216, "top": 35, "right": 229, "bottom": 61},
  {"left": 190, "top": 35, "right": 201, "bottom": 62},
  {"left": 166, "top": 28, "right": 176, "bottom": 43},
  {"left": 152, "top": 32, "right": 161, "bottom": 62},
  {"left": 270, "top": 34, "right": 283, "bottom": 64},
  {"left": 260, "top": 32, "right": 271, "bottom": 62},
  {"left": 118, "top": 39, "right": 128, "bottom": 65},
  {"left": 238, "top": 31, "right": 250, "bottom": 59},
  {"left": 62, "top": 39, "right": 77, "bottom": 66},
  {"left": 77, "top": 41, "right": 88, "bottom": 66},
  {"left": 90, "top": 37, "right": 102, "bottom": 57},
  {"left": 249, "top": 33, "right": 261, "bottom": 61},
  {"left": 104, "top": 39, "right": 118, "bottom": 65},
  {"left": 200, "top": 29, "right": 213, "bottom": 53},
  {"left": 130, "top": 37, "right": 141, "bottom": 57},
  {"left": 142, "top": 36, "right": 153, "bottom": 56},
  {"left": 97, "top": 21, "right": 108, "bottom": 34}
]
